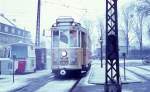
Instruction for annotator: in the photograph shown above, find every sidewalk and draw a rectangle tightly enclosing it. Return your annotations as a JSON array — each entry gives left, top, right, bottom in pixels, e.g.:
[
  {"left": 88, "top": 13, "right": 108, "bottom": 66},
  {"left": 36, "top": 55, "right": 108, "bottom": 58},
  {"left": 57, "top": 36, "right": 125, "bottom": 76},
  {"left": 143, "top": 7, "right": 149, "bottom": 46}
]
[
  {"left": 0, "top": 70, "right": 51, "bottom": 92},
  {"left": 73, "top": 60, "right": 150, "bottom": 92},
  {"left": 89, "top": 60, "right": 150, "bottom": 84},
  {"left": 89, "top": 59, "right": 145, "bottom": 83},
  {"left": 119, "top": 59, "right": 143, "bottom": 64}
]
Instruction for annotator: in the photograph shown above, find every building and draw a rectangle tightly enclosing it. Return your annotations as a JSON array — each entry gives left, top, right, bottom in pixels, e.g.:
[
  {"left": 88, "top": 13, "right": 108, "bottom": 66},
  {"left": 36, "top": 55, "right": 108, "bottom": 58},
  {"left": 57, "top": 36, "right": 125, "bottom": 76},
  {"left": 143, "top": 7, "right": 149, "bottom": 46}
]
[
  {"left": 0, "top": 14, "right": 32, "bottom": 54},
  {"left": 0, "top": 14, "right": 32, "bottom": 74}
]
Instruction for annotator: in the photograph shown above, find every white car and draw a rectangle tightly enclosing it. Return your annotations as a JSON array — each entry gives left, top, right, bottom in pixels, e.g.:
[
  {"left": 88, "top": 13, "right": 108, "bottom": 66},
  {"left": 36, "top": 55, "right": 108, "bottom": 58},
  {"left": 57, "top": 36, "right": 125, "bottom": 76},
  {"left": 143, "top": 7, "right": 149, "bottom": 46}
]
[{"left": 142, "top": 56, "right": 150, "bottom": 64}]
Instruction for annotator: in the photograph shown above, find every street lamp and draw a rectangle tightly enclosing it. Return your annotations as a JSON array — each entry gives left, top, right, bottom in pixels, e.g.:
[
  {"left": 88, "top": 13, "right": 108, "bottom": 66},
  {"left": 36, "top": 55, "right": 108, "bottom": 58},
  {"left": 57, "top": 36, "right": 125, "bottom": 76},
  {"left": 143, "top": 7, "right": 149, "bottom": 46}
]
[
  {"left": 12, "top": 55, "right": 16, "bottom": 83},
  {"left": 122, "top": 53, "right": 126, "bottom": 80},
  {"left": 99, "top": 37, "right": 103, "bottom": 68}
]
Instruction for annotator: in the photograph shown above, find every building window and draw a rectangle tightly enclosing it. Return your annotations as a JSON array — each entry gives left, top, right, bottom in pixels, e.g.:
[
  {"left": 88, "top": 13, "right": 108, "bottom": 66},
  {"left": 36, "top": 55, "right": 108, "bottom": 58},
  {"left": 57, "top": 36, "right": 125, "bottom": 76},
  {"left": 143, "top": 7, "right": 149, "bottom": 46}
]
[
  {"left": 11, "top": 28, "right": 15, "bottom": 33},
  {"left": 20, "top": 31, "right": 23, "bottom": 36},
  {"left": 15, "top": 29, "right": 18, "bottom": 35},
  {"left": 4, "top": 26, "right": 9, "bottom": 32},
  {"left": 18, "top": 30, "right": 21, "bottom": 35},
  {"left": 8, "top": 26, "right": 12, "bottom": 33},
  {"left": 1, "top": 24, "right": 4, "bottom": 32},
  {"left": 0, "top": 24, "right": 1, "bottom": 31},
  {"left": 22, "top": 31, "right": 24, "bottom": 36}
]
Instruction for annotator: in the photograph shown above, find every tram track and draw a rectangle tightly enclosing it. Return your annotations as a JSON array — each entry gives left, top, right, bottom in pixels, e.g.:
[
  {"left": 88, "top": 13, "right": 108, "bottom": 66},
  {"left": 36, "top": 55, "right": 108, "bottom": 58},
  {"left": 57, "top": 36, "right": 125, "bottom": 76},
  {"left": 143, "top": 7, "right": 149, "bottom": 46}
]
[
  {"left": 10, "top": 73, "right": 81, "bottom": 92},
  {"left": 35, "top": 76, "right": 81, "bottom": 92},
  {"left": 69, "top": 78, "right": 81, "bottom": 92},
  {"left": 135, "top": 66, "right": 150, "bottom": 72},
  {"left": 10, "top": 74, "right": 56, "bottom": 92},
  {"left": 123, "top": 67, "right": 150, "bottom": 81}
]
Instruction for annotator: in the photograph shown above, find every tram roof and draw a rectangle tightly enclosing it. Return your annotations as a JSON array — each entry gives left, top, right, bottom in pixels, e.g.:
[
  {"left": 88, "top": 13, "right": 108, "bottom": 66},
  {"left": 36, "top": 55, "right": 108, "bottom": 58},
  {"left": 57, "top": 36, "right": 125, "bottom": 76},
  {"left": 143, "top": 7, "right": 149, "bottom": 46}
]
[
  {"left": 7, "top": 41, "right": 34, "bottom": 46},
  {"left": 51, "top": 25, "right": 88, "bottom": 33},
  {"left": 56, "top": 17, "right": 74, "bottom": 23},
  {"left": 51, "top": 17, "right": 88, "bottom": 34}
]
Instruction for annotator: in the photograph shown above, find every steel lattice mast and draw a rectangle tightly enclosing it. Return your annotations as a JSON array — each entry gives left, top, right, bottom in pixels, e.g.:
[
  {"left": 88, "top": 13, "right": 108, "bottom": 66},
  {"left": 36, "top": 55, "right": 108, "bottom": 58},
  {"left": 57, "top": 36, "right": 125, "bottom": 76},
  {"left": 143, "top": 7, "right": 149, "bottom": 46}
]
[
  {"left": 35, "top": 0, "right": 41, "bottom": 48},
  {"left": 105, "top": 0, "right": 121, "bottom": 92}
]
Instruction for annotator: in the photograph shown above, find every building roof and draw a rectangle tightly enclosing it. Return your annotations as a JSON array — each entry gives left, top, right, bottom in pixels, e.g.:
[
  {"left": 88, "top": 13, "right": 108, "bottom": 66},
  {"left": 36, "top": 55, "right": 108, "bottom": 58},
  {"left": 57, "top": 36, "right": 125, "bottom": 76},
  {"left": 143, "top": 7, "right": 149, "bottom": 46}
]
[
  {"left": 0, "top": 14, "right": 30, "bottom": 34},
  {"left": 0, "top": 14, "right": 16, "bottom": 27}
]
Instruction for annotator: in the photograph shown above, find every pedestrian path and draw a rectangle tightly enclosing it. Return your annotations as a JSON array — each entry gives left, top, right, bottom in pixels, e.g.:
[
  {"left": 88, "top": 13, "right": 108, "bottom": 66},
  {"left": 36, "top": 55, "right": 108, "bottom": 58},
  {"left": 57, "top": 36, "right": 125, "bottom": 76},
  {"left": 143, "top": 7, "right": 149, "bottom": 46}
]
[
  {"left": 126, "top": 66, "right": 150, "bottom": 80},
  {"left": 88, "top": 63, "right": 148, "bottom": 85},
  {"left": 0, "top": 70, "right": 51, "bottom": 92},
  {"left": 73, "top": 60, "right": 150, "bottom": 92}
]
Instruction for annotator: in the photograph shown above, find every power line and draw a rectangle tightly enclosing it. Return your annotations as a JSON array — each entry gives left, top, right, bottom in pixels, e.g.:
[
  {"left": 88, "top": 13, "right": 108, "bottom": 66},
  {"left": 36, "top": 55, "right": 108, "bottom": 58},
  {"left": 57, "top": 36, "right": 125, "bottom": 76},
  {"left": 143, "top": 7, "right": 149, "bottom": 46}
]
[{"left": 44, "top": 0, "right": 99, "bottom": 13}]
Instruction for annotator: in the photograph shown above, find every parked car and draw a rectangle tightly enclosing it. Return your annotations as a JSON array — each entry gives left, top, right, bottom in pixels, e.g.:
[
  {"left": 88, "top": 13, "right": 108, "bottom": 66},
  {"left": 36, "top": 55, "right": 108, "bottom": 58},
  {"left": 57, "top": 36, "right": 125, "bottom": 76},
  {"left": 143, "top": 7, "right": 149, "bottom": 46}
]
[{"left": 142, "top": 56, "right": 150, "bottom": 64}]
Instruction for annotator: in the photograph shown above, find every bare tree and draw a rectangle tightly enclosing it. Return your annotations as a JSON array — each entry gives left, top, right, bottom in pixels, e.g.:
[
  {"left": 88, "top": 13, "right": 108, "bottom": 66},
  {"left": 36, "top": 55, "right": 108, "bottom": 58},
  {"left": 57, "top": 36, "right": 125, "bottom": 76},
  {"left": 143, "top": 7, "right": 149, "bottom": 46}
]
[
  {"left": 96, "top": 19, "right": 105, "bottom": 44},
  {"left": 135, "top": 0, "right": 150, "bottom": 58},
  {"left": 122, "top": 0, "right": 150, "bottom": 58},
  {"left": 96, "top": 19, "right": 105, "bottom": 67},
  {"left": 122, "top": 3, "right": 136, "bottom": 54},
  {"left": 81, "top": 18, "right": 93, "bottom": 35},
  {"left": 147, "top": 24, "right": 150, "bottom": 38}
]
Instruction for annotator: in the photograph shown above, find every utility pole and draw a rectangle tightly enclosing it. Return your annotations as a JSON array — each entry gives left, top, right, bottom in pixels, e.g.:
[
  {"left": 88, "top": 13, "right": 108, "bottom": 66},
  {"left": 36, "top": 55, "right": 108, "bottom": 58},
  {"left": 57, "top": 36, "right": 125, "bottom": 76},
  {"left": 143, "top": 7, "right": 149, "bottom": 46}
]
[
  {"left": 35, "top": 0, "right": 41, "bottom": 48},
  {"left": 35, "top": 0, "right": 41, "bottom": 71},
  {"left": 105, "top": 0, "right": 121, "bottom": 92}
]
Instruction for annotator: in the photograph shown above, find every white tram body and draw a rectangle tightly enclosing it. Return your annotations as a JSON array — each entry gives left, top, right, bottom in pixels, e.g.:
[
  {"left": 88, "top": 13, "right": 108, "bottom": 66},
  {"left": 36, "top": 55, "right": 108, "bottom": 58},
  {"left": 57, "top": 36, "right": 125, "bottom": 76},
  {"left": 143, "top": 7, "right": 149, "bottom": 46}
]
[
  {"left": 0, "top": 42, "right": 36, "bottom": 74},
  {"left": 51, "top": 17, "right": 91, "bottom": 76}
]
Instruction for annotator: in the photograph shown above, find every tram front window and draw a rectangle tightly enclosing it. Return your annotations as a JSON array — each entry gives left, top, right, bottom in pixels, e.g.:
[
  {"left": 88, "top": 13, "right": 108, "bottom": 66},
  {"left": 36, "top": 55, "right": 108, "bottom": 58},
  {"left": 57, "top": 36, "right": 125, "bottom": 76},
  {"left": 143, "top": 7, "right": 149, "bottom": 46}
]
[
  {"left": 53, "top": 30, "right": 59, "bottom": 47},
  {"left": 70, "top": 30, "right": 77, "bottom": 47},
  {"left": 60, "top": 30, "right": 69, "bottom": 48},
  {"left": 11, "top": 45, "right": 27, "bottom": 59}
]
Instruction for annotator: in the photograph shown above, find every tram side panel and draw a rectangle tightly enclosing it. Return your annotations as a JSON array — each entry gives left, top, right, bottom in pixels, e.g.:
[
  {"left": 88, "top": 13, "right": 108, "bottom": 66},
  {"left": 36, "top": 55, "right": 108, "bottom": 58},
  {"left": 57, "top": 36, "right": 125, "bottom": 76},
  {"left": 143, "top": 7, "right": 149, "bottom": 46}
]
[
  {"left": 25, "top": 45, "right": 36, "bottom": 73},
  {"left": 77, "top": 48, "right": 83, "bottom": 70}
]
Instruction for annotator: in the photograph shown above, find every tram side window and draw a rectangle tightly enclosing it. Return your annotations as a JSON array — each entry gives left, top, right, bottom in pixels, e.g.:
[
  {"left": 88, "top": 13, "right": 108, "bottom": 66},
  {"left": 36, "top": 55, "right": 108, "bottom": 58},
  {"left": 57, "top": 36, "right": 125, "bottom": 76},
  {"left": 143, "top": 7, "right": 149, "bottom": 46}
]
[
  {"left": 11, "top": 45, "right": 27, "bottom": 59},
  {"left": 70, "top": 30, "right": 77, "bottom": 47},
  {"left": 53, "top": 31, "right": 59, "bottom": 47},
  {"left": 81, "top": 32, "right": 86, "bottom": 48},
  {"left": 78, "top": 31, "right": 80, "bottom": 47}
]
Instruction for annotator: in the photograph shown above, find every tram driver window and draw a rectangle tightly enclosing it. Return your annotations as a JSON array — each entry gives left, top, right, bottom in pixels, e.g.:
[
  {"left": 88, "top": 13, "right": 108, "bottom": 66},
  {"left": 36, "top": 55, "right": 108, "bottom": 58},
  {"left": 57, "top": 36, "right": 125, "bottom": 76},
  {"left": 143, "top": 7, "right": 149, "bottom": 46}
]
[
  {"left": 53, "top": 30, "right": 59, "bottom": 47},
  {"left": 70, "top": 30, "right": 77, "bottom": 47},
  {"left": 60, "top": 31, "right": 69, "bottom": 48},
  {"left": 81, "top": 32, "right": 86, "bottom": 48}
]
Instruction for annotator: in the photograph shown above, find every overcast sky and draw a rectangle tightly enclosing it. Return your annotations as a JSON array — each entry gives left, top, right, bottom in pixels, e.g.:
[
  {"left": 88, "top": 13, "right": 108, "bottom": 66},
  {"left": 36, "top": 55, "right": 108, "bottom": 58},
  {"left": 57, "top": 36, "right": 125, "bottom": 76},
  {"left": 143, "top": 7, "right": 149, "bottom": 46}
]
[
  {"left": 0, "top": 0, "right": 137, "bottom": 47},
  {"left": 0, "top": 0, "right": 132, "bottom": 30}
]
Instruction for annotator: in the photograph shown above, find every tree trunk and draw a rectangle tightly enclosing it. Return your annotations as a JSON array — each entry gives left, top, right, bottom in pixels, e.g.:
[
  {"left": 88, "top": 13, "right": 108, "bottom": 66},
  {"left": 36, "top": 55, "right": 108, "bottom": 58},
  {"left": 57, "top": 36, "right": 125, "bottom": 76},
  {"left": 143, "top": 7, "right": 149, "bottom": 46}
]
[{"left": 139, "top": 15, "right": 143, "bottom": 59}]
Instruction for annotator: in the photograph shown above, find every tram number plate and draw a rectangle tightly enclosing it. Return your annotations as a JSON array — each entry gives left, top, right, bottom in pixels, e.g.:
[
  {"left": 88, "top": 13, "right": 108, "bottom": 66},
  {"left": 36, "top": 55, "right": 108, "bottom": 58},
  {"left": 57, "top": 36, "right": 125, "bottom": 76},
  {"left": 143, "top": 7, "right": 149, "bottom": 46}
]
[
  {"left": 60, "top": 58, "right": 68, "bottom": 65},
  {"left": 61, "top": 61, "right": 68, "bottom": 65}
]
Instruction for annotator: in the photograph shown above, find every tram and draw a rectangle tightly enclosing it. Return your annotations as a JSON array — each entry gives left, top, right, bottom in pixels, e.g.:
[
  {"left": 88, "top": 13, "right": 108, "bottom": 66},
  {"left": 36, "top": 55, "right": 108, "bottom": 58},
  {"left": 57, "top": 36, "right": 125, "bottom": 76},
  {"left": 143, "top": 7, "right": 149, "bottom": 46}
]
[
  {"left": 0, "top": 42, "right": 36, "bottom": 74},
  {"left": 51, "top": 17, "right": 91, "bottom": 76},
  {"left": 11, "top": 42, "right": 36, "bottom": 74}
]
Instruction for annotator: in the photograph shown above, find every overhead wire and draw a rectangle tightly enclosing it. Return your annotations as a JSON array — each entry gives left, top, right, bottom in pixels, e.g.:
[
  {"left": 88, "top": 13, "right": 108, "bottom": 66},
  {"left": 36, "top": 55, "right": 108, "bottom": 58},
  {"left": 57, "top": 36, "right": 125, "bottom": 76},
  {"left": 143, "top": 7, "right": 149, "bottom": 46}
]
[{"left": 44, "top": 0, "right": 99, "bottom": 13}]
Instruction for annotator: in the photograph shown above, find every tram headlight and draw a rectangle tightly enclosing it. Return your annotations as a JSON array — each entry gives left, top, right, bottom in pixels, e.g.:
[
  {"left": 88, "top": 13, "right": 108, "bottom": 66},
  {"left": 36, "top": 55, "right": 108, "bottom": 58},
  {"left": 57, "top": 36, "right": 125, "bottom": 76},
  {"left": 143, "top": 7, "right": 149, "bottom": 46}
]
[{"left": 62, "top": 50, "right": 67, "bottom": 57}]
